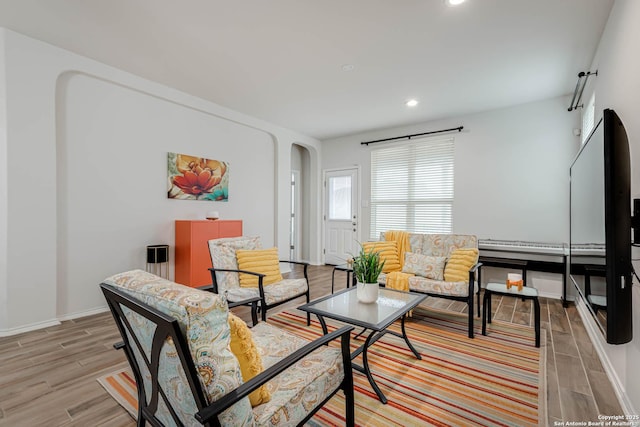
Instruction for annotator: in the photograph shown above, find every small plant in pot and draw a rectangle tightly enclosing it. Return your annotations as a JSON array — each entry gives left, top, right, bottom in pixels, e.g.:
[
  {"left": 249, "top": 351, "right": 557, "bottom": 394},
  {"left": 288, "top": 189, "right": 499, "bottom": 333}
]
[{"left": 351, "top": 244, "right": 385, "bottom": 303}]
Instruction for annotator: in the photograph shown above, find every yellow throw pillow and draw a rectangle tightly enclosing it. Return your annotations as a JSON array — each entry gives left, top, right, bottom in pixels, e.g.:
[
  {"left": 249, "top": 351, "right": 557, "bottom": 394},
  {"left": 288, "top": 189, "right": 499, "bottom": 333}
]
[
  {"left": 444, "top": 248, "right": 479, "bottom": 283},
  {"left": 362, "top": 241, "right": 401, "bottom": 273},
  {"left": 236, "top": 248, "right": 283, "bottom": 288},
  {"left": 227, "top": 313, "right": 271, "bottom": 407}
]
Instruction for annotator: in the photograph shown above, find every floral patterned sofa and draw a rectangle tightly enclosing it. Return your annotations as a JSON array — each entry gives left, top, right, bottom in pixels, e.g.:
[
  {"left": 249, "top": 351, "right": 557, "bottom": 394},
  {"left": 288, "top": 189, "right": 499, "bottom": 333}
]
[
  {"left": 377, "top": 233, "right": 482, "bottom": 338},
  {"left": 101, "top": 270, "right": 354, "bottom": 426}
]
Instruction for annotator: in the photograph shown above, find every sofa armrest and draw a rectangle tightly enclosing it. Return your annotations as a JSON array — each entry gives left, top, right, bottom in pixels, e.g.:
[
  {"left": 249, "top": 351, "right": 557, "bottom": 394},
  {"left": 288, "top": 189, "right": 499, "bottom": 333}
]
[
  {"left": 208, "top": 266, "right": 266, "bottom": 294},
  {"left": 279, "top": 260, "right": 309, "bottom": 266},
  {"left": 194, "top": 325, "right": 354, "bottom": 424},
  {"left": 279, "top": 260, "right": 310, "bottom": 282},
  {"left": 209, "top": 267, "right": 266, "bottom": 277},
  {"left": 469, "top": 262, "right": 483, "bottom": 273},
  {"left": 226, "top": 296, "right": 261, "bottom": 309},
  {"left": 468, "top": 262, "right": 482, "bottom": 287}
]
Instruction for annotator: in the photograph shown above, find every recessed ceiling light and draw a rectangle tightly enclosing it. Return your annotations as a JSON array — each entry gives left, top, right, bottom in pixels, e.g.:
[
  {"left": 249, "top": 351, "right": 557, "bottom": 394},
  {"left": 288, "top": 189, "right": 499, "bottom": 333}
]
[
  {"left": 445, "top": 0, "right": 465, "bottom": 6},
  {"left": 406, "top": 99, "right": 419, "bottom": 107},
  {"left": 341, "top": 64, "right": 355, "bottom": 72}
]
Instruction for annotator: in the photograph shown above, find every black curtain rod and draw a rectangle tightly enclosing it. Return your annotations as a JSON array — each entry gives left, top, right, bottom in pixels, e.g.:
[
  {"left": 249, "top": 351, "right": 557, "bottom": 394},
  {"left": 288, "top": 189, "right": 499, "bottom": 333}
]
[
  {"left": 361, "top": 126, "right": 463, "bottom": 146},
  {"left": 567, "top": 70, "right": 597, "bottom": 111}
]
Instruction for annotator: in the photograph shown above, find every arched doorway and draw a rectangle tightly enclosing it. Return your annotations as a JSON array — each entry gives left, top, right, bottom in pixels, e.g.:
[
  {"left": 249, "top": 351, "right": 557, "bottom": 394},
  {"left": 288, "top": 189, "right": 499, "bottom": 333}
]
[{"left": 290, "top": 144, "right": 311, "bottom": 261}]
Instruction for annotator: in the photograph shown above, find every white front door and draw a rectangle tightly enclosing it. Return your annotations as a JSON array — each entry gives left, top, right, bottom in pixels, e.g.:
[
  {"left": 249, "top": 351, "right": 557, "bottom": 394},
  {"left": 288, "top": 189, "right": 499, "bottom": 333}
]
[{"left": 324, "top": 168, "right": 359, "bottom": 265}]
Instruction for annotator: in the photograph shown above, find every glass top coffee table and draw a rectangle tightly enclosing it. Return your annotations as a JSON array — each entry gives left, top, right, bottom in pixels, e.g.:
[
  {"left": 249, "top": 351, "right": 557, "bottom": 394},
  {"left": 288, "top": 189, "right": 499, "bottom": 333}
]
[{"left": 298, "top": 286, "right": 426, "bottom": 404}]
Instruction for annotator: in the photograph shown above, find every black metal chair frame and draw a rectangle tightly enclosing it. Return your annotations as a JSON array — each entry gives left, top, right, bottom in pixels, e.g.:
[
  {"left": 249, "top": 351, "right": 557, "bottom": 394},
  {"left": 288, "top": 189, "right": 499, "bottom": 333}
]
[
  {"left": 101, "top": 283, "right": 355, "bottom": 427},
  {"left": 388, "top": 262, "right": 482, "bottom": 338},
  {"left": 209, "top": 260, "right": 311, "bottom": 325}
]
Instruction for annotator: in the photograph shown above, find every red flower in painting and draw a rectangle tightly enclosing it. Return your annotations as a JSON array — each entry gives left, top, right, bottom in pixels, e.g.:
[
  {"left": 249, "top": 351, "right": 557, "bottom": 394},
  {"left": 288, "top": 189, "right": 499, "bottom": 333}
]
[{"left": 172, "top": 170, "right": 222, "bottom": 195}]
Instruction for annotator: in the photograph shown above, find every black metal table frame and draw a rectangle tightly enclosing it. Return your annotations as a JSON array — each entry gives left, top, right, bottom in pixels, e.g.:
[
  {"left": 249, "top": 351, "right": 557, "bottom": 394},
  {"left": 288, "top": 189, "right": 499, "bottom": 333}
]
[
  {"left": 298, "top": 287, "right": 426, "bottom": 404},
  {"left": 331, "top": 264, "right": 356, "bottom": 293},
  {"left": 482, "top": 285, "right": 541, "bottom": 347}
]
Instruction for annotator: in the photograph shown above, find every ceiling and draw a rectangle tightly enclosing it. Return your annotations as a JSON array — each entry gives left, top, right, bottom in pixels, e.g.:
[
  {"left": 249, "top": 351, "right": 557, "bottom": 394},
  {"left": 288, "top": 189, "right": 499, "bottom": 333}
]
[{"left": 0, "top": 0, "right": 614, "bottom": 140}]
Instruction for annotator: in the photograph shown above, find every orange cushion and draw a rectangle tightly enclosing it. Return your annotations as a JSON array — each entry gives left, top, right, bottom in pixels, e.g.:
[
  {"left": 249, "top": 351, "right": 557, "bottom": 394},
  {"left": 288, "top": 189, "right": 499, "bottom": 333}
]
[
  {"left": 362, "top": 241, "right": 401, "bottom": 273},
  {"left": 227, "top": 313, "right": 271, "bottom": 406},
  {"left": 236, "top": 248, "right": 283, "bottom": 288}
]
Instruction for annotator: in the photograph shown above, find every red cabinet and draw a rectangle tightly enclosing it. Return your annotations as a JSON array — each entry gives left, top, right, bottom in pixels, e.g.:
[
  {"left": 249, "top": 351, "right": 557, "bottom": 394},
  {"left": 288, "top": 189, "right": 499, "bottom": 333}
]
[{"left": 174, "top": 220, "right": 242, "bottom": 287}]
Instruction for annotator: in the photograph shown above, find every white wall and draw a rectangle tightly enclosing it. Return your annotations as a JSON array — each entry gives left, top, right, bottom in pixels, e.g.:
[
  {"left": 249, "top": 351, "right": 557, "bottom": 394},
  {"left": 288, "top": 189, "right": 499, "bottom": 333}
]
[
  {"left": 0, "top": 29, "right": 323, "bottom": 334},
  {"left": 322, "top": 96, "right": 577, "bottom": 296},
  {"left": 576, "top": 0, "right": 640, "bottom": 414},
  {"left": 57, "top": 73, "right": 276, "bottom": 316},
  {"left": 0, "top": 30, "right": 7, "bottom": 331}
]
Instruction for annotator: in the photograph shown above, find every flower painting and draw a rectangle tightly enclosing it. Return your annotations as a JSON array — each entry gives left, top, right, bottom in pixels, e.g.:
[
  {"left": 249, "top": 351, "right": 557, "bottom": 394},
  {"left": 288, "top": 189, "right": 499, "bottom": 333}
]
[{"left": 167, "top": 152, "right": 229, "bottom": 201}]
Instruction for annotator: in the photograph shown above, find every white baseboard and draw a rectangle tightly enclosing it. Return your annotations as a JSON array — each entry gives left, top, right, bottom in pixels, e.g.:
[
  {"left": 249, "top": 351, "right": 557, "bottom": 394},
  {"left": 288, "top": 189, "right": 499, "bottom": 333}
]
[
  {"left": 538, "top": 291, "right": 562, "bottom": 300},
  {"left": 575, "top": 298, "right": 635, "bottom": 415},
  {"left": 0, "top": 306, "right": 110, "bottom": 337},
  {"left": 57, "top": 306, "right": 110, "bottom": 322},
  {"left": 0, "top": 319, "right": 61, "bottom": 337}
]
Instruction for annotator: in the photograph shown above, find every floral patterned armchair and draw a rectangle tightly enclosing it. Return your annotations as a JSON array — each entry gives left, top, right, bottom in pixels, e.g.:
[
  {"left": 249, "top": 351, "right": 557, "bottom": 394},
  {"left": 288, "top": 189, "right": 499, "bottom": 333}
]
[
  {"left": 208, "top": 236, "right": 310, "bottom": 325},
  {"left": 101, "top": 270, "right": 354, "bottom": 426}
]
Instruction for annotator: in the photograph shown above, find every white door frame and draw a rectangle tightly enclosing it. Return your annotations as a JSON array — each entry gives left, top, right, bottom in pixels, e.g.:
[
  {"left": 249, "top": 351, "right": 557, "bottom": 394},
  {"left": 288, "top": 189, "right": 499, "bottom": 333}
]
[
  {"left": 322, "top": 166, "right": 361, "bottom": 264},
  {"left": 290, "top": 170, "right": 302, "bottom": 260}
]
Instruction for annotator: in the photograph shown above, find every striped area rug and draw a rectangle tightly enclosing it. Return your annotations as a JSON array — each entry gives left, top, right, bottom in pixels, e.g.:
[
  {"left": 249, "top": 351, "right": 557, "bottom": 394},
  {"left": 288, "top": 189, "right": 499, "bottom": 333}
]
[{"left": 98, "top": 307, "right": 546, "bottom": 426}]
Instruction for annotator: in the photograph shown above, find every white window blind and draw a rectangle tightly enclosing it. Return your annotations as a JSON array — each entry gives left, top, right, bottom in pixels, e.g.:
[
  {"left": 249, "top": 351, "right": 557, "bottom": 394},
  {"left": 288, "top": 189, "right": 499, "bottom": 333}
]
[
  {"left": 582, "top": 93, "right": 596, "bottom": 144},
  {"left": 370, "top": 138, "right": 454, "bottom": 239}
]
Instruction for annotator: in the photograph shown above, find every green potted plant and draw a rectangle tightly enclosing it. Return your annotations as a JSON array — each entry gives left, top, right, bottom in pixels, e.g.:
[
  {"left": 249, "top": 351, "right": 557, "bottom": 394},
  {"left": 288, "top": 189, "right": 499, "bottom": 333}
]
[{"left": 351, "top": 243, "right": 385, "bottom": 303}]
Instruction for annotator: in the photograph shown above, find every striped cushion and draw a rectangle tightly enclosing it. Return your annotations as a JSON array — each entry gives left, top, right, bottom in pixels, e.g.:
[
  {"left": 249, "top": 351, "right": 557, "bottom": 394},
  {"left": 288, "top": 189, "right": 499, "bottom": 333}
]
[
  {"left": 444, "top": 248, "right": 479, "bottom": 283},
  {"left": 236, "top": 247, "right": 283, "bottom": 287},
  {"left": 362, "top": 241, "right": 401, "bottom": 273}
]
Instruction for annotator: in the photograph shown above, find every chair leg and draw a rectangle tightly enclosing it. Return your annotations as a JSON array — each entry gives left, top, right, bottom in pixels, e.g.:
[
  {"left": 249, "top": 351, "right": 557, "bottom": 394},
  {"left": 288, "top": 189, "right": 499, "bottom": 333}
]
[
  {"left": 477, "top": 268, "right": 483, "bottom": 317},
  {"left": 534, "top": 297, "right": 541, "bottom": 348},
  {"left": 482, "top": 291, "right": 489, "bottom": 336},
  {"left": 341, "top": 330, "right": 355, "bottom": 427},
  {"left": 468, "top": 294, "right": 474, "bottom": 339},
  {"left": 344, "top": 382, "right": 355, "bottom": 427},
  {"left": 306, "top": 291, "right": 311, "bottom": 326},
  {"left": 250, "top": 301, "right": 258, "bottom": 326},
  {"left": 261, "top": 303, "right": 267, "bottom": 322}
]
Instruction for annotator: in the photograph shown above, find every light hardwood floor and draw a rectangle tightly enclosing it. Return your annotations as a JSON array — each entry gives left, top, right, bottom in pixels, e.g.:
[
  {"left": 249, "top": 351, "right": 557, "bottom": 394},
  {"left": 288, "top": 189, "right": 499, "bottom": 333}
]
[{"left": 0, "top": 265, "right": 622, "bottom": 426}]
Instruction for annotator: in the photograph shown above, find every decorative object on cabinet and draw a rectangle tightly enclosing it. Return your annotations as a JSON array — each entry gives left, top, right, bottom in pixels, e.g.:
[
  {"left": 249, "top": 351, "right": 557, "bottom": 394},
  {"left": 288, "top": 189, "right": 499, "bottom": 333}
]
[
  {"left": 146, "top": 244, "right": 169, "bottom": 278},
  {"left": 167, "top": 152, "right": 229, "bottom": 201},
  {"left": 175, "top": 220, "right": 242, "bottom": 287}
]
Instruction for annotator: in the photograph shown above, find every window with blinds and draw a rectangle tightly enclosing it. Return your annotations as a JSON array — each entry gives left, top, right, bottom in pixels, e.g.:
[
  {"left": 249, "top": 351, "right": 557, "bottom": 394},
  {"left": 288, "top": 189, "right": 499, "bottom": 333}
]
[
  {"left": 370, "top": 137, "right": 454, "bottom": 239},
  {"left": 582, "top": 93, "right": 596, "bottom": 144}
]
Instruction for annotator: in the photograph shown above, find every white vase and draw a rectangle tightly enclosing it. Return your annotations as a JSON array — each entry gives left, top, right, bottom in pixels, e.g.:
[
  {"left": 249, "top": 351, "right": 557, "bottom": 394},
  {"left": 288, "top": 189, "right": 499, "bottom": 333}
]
[{"left": 356, "top": 282, "right": 379, "bottom": 303}]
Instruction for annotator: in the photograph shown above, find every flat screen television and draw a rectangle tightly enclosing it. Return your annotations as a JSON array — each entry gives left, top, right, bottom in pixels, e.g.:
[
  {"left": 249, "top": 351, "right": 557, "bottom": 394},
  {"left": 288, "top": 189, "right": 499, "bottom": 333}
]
[{"left": 569, "top": 108, "right": 632, "bottom": 344}]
